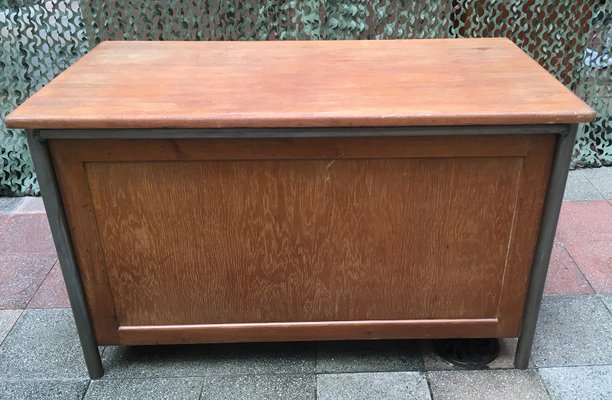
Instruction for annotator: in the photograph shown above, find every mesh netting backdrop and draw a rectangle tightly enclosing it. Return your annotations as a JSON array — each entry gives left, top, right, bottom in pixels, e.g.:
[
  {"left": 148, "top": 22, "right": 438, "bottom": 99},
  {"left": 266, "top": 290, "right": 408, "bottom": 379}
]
[{"left": 1, "top": 0, "right": 610, "bottom": 195}]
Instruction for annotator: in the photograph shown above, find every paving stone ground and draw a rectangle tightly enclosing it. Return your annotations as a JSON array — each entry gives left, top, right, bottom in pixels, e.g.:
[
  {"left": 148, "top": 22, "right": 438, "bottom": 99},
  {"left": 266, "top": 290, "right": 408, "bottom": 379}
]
[{"left": 0, "top": 168, "right": 611, "bottom": 399}]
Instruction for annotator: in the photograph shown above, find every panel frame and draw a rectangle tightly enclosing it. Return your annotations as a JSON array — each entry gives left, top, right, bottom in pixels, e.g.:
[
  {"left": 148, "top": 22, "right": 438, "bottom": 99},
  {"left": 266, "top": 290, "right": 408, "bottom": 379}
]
[
  {"left": 28, "top": 124, "right": 574, "bottom": 378},
  {"left": 50, "top": 133, "right": 551, "bottom": 341}
]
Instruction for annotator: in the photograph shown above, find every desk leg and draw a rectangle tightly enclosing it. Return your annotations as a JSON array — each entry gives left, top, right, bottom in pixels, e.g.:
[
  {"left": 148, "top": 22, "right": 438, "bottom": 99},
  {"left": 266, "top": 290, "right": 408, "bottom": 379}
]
[
  {"left": 515, "top": 124, "right": 578, "bottom": 369},
  {"left": 26, "top": 131, "right": 104, "bottom": 379}
]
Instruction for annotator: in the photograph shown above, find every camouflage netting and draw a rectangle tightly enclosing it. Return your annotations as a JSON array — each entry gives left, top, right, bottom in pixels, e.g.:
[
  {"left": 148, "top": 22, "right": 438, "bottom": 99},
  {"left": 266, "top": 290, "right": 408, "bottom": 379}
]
[
  {"left": 1, "top": 0, "right": 610, "bottom": 195},
  {"left": 1, "top": 0, "right": 87, "bottom": 195}
]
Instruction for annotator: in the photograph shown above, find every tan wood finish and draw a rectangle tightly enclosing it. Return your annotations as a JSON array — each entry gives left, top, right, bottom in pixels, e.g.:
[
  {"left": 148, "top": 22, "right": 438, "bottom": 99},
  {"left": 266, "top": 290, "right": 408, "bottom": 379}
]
[
  {"left": 50, "top": 134, "right": 554, "bottom": 345},
  {"left": 6, "top": 39, "right": 593, "bottom": 129}
]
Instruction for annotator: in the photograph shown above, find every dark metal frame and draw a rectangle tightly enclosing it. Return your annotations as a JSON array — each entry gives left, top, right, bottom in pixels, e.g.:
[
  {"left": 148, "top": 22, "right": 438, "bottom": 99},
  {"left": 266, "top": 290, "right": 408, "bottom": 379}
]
[
  {"left": 26, "top": 124, "right": 577, "bottom": 378},
  {"left": 26, "top": 130, "right": 104, "bottom": 379},
  {"left": 38, "top": 124, "right": 566, "bottom": 139},
  {"left": 514, "top": 124, "right": 578, "bottom": 368}
]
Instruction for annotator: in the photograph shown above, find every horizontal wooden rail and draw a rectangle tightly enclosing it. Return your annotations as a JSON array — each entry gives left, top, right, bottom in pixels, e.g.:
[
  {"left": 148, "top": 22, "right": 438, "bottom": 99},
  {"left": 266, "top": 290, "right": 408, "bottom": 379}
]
[{"left": 117, "top": 318, "right": 499, "bottom": 345}]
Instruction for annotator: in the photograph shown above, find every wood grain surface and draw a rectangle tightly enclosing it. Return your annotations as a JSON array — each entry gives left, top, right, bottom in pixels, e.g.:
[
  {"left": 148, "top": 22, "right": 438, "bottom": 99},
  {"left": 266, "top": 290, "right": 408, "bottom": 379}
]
[
  {"left": 7, "top": 39, "right": 593, "bottom": 129},
  {"left": 50, "top": 134, "right": 554, "bottom": 343}
]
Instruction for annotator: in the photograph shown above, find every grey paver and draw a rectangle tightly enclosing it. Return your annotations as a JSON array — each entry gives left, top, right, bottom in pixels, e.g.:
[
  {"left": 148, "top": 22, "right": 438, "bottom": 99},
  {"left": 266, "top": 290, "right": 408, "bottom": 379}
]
[
  {"left": 316, "top": 340, "right": 422, "bottom": 373},
  {"left": 0, "top": 197, "right": 24, "bottom": 213},
  {"left": 201, "top": 374, "right": 315, "bottom": 400},
  {"left": 563, "top": 170, "right": 604, "bottom": 200},
  {"left": 600, "top": 294, "right": 612, "bottom": 314},
  {"left": 84, "top": 378, "right": 202, "bottom": 400},
  {"left": 317, "top": 372, "right": 430, "bottom": 400},
  {"left": 540, "top": 365, "right": 612, "bottom": 400},
  {"left": 422, "top": 338, "right": 533, "bottom": 370},
  {"left": 204, "top": 342, "right": 315, "bottom": 375},
  {"left": 532, "top": 295, "right": 612, "bottom": 367},
  {"left": 581, "top": 167, "right": 612, "bottom": 199},
  {"left": 428, "top": 370, "right": 550, "bottom": 400},
  {"left": 0, "top": 309, "right": 89, "bottom": 379},
  {"left": 0, "top": 379, "right": 88, "bottom": 400},
  {"left": 104, "top": 342, "right": 315, "bottom": 378},
  {"left": 102, "top": 345, "right": 211, "bottom": 379},
  {"left": 15, "top": 196, "right": 46, "bottom": 213},
  {"left": 0, "top": 309, "right": 22, "bottom": 346}
]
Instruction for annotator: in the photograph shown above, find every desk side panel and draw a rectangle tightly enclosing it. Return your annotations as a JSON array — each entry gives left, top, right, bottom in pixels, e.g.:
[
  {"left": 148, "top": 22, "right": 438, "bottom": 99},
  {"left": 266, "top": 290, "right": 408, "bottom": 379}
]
[{"left": 49, "top": 134, "right": 554, "bottom": 344}]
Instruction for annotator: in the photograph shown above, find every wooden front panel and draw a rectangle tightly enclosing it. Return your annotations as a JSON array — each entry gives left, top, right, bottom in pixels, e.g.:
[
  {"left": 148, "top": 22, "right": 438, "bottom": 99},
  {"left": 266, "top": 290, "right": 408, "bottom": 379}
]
[
  {"left": 50, "top": 135, "right": 554, "bottom": 344},
  {"left": 88, "top": 157, "right": 518, "bottom": 325}
]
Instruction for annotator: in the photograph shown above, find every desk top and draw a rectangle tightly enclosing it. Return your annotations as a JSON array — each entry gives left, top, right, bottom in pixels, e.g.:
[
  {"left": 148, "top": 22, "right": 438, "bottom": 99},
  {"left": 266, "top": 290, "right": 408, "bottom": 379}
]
[{"left": 6, "top": 38, "right": 594, "bottom": 130}]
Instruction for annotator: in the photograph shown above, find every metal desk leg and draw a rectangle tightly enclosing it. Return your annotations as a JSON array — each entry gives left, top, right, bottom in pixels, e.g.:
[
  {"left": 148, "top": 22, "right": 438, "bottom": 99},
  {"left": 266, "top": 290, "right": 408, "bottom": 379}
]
[
  {"left": 26, "top": 130, "right": 104, "bottom": 379},
  {"left": 515, "top": 124, "right": 578, "bottom": 369}
]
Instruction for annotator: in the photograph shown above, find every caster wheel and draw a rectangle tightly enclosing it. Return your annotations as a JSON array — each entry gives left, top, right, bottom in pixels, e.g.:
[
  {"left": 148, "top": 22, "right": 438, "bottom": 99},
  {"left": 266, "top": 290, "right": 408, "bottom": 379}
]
[{"left": 433, "top": 338, "right": 500, "bottom": 369}]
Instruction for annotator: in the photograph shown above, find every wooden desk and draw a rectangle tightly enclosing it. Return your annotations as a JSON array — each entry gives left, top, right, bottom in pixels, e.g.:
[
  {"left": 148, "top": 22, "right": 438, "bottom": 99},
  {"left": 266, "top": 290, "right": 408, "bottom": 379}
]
[{"left": 6, "top": 38, "right": 594, "bottom": 379}]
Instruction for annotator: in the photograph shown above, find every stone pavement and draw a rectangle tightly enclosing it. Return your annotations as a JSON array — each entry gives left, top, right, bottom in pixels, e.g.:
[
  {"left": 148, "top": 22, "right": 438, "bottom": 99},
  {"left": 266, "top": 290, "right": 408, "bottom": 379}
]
[{"left": 0, "top": 167, "right": 611, "bottom": 399}]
